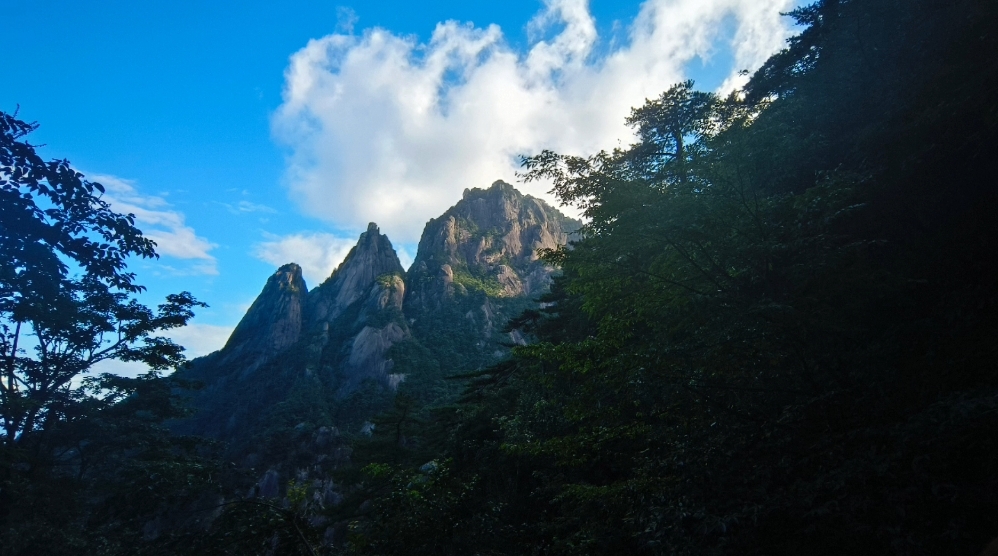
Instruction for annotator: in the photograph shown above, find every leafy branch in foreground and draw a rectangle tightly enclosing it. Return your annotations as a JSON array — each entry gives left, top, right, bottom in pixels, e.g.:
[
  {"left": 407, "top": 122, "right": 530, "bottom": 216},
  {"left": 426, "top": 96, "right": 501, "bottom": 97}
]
[{"left": 1, "top": 110, "right": 217, "bottom": 555}]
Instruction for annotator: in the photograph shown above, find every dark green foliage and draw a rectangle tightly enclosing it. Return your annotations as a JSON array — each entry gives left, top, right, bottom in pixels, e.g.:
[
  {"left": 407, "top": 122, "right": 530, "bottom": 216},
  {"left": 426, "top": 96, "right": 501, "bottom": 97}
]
[
  {"left": 343, "top": 0, "right": 998, "bottom": 554},
  {"left": 7, "top": 0, "right": 998, "bottom": 551},
  {"left": 0, "top": 111, "right": 218, "bottom": 555},
  {"left": 1, "top": 372, "right": 225, "bottom": 556}
]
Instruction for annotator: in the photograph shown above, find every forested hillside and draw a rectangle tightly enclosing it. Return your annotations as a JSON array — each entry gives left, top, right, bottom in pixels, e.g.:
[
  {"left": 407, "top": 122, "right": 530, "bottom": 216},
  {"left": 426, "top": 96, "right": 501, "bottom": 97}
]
[
  {"left": 342, "top": 0, "right": 998, "bottom": 554},
  {"left": 3, "top": 0, "right": 997, "bottom": 554}
]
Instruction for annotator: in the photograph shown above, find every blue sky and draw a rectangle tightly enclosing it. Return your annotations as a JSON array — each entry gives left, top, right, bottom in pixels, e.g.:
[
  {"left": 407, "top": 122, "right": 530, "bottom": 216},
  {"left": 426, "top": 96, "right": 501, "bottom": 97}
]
[{"left": 3, "top": 0, "right": 800, "bottom": 366}]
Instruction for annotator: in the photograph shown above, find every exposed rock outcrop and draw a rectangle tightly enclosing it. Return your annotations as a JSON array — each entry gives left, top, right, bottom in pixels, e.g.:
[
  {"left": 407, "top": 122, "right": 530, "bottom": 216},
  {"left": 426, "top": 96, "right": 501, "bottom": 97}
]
[
  {"left": 169, "top": 181, "right": 581, "bottom": 522},
  {"left": 402, "top": 181, "right": 579, "bottom": 365},
  {"left": 307, "top": 223, "right": 405, "bottom": 330},
  {"left": 344, "top": 323, "right": 408, "bottom": 390},
  {"left": 216, "top": 263, "right": 306, "bottom": 376},
  {"left": 175, "top": 181, "right": 578, "bottom": 465},
  {"left": 301, "top": 224, "right": 411, "bottom": 394},
  {"left": 406, "top": 180, "right": 578, "bottom": 312}
]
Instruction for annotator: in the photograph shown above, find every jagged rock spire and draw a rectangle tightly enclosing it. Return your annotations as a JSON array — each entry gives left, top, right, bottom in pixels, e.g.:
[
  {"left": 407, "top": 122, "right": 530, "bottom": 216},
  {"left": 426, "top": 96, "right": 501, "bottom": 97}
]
[
  {"left": 307, "top": 222, "right": 405, "bottom": 327},
  {"left": 219, "top": 262, "right": 307, "bottom": 371},
  {"left": 178, "top": 182, "right": 577, "bottom": 442}
]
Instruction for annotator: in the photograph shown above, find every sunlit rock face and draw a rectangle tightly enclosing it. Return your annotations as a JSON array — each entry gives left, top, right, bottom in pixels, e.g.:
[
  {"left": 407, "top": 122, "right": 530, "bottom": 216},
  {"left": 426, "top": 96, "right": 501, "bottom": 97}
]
[
  {"left": 406, "top": 180, "right": 578, "bottom": 312},
  {"left": 307, "top": 223, "right": 405, "bottom": 329},
  {"left": 297, "top": 223, "right": 412, "bottom": 394},
  {"left": 403, "top": 181, "right": 579, "bottom": 363}
]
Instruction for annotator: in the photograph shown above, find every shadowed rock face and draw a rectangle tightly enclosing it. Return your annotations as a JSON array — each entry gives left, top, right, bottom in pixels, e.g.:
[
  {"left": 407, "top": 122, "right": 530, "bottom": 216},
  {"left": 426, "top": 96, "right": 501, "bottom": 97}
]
[
  {"left": 204, "top": 184, "right": 575, "bottom": 388},
  {"left": 222, "top": 223, "right": 410, "bottom": 387},
  {"left": 217, "top": 263, "right": 307, "bottom": 373},
  {"left": 332, "top": 269, "right": 409, "bottom": 395},
  {"left": 343, "top": 322, "right": 408, "bottom": 391},
  {"left": 301, "top": 224, "right": 411, "bottom": 393},
  {"left": 173, "top": 225, "right": 410, "bottom": 443},
  {"left": 308, "top": 223, "right": 405, "bottom": 329},
  {"left": 213, "top": 183, "right": 577, "bottom": 380}
]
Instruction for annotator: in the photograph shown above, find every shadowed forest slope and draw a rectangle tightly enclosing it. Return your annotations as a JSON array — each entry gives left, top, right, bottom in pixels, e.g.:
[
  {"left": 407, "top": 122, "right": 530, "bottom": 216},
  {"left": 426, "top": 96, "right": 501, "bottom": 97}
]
[
  {"left": 3, "top": 0, "right": 997, "bottom": 554},
  {"left": 341, "top": 0, "right": 998, "bottom": 554}
]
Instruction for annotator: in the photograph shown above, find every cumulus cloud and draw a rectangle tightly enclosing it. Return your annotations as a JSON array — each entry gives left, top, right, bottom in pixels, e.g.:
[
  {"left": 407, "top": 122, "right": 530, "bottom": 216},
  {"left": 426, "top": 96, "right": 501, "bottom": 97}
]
[
  {"left": 168, "top": 323, "right": 236, "bottom": 358},
  {"left": 92, "top": 174, "right": 219, "bottom": 275},
  {"left": 273, "top": 0, "right": 795, "bottom": 244},
  {"left": 253, "top": 232, "right": 359, "bottom": 286},
  {"left": 89, "top": 323, "right": 235, "bottom": 379}
]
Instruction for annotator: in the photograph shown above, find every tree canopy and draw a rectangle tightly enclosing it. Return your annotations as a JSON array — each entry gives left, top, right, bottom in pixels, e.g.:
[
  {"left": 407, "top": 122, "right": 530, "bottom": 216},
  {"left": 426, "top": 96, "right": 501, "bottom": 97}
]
[
  {"left": 1, "top": 111, "right": 216, "bottom": 555},
  {"left": 5, "top": 0, "right": 998, "bottom": 553},
  {"left": 335, "top": 0, "right": 998, "bottom": 554}
]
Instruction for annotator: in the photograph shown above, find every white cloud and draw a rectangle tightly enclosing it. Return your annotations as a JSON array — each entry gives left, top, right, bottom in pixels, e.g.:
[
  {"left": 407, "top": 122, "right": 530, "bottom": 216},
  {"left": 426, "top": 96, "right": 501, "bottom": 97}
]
[
  {"left": 168, "top": 323, "right": 235, "bottom": 358},
  {"left": 221, "top": 200, "right": 278, "bottom": 214},
  {"left": 253, "top": 232, "right": 357, "bottom": 286},
  {"left": 89, "top": 323, "right": 235, "bottom": 379},
  {"left": 336, "top": 6, "right": 358, "bottom": 34},
  {"left": 92, "top": 174, "right": 219, "bottom": 275},
  {"left": 273, "top": 0, "right": 795, "bottom": 244}
]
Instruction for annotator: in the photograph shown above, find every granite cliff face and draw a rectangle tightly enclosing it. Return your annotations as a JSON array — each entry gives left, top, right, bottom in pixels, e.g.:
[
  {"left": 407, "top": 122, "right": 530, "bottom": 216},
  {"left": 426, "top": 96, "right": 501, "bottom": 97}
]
[
  {"left": 407, "top": 180, "right": 574, "bottom": 308},
  {"left": 301, "top": 224, "right": 410, "bottom": 394},
  {"left": 403, "top": 181, "right": 579, "bottom": 363},
  {"left": 177, "top": 182, "right": 577, "bottom": 454},
  {"left": 308, "top": 223, "right": 404, "bottom": 329},
  {"left": 175, "top": 224, "right": 410, "bottom": 441},
  {"left": 216, "top": 263, "right": 306, "bottom": 376}
]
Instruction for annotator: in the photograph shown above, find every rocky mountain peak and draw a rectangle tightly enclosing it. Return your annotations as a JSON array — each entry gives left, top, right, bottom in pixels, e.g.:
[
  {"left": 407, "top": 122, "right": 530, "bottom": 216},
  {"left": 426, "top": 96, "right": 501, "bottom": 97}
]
[
  {"left": 408, "top": 180, "right": 579, "bottom": 307},
  {"left": 175, "top": 181, "right": 578, "bottom": 456},
  {"left": 462, "top": 180, "right": 515, "bottom": 200},
  {"left": 307, "top": 223, "right": 405, "bottom": 327},
  {"left": 217, "top": 262, "right": 307, "bottom": 372}
]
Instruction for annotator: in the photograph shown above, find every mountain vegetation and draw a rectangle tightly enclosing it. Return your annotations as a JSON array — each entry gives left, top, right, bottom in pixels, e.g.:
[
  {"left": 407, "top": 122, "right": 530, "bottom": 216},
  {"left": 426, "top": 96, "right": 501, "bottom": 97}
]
[
  {"left": 3, "top": 0, "right": 998, "bottom": 553},
  {"left": 334, "top": 0, "right": 998, "bottom": 554},
  {"left": 0, "top": 110, "right": 214, "bottom": 553}
]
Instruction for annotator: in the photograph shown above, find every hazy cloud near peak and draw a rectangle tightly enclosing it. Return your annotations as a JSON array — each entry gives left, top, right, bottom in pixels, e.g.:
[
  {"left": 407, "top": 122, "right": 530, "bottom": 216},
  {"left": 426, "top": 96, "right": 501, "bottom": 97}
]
[
  {"left": 90, "top": 323, "right": 235, "bottom": 379},
  {"left": 273, "top": 0, "right": 794, "bottom": 244},
  {"left": 253, "top": 232, "right": 358, "bottom": 286},
  {"left": 92, "top": 174, "right": 219, "bottom": 275},
  {"left": 253, "top": 231, "right": 415, "bottom": 286}
]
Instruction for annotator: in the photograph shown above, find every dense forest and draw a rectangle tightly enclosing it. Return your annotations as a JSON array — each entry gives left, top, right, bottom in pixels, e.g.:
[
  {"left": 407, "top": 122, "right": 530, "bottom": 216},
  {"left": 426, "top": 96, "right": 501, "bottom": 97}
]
[{"left": 3, "top": 0, "right": 997, "bottom": 554}]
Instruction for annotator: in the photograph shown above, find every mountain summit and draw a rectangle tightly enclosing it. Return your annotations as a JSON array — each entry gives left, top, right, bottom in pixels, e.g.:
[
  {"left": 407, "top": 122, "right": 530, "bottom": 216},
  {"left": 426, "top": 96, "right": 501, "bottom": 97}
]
[
  {"left": 308, "top": 223, "right": 404, "bottom": 328},
  {"left": 216, "top": 263, "right": 307, "bottom": 376},
  {"left": 175, "top": 182, "right": 578, "bottom": 460},
  {"left": 407, "top": 180, "right": 575, "bottom": 309}
]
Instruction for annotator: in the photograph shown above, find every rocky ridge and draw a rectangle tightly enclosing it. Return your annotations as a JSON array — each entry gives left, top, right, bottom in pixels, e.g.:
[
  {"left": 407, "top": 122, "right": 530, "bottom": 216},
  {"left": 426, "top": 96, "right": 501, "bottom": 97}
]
[
  {"left": 216, "top": 263, "right": 306, "bottom": 377},
  {"left": 407, "top": 181, "right": 572, "bottom": 305},
  {"left": 307, "top": 223, "right": 404, "bottom": 329},
  {"left": 176, "top": 181, "right": 578, "bottom": 454}
]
